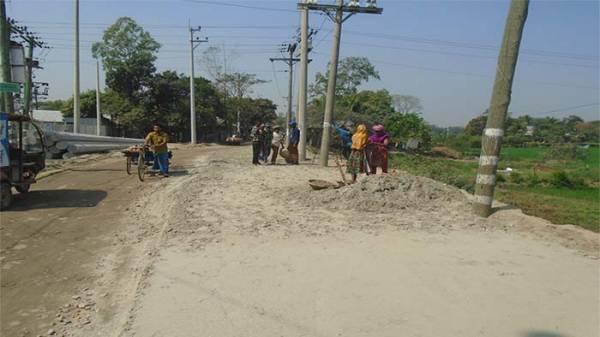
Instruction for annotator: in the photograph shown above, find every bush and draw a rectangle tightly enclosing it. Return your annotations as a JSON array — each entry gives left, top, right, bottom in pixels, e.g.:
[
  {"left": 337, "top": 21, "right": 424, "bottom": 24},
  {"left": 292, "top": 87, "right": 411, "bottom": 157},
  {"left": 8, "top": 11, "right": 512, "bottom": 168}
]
[
  {"left": 545, "top": 145, "right": 587, "bottom": 161},
  {"left": 525, "top": 173, "right": 543, "bottom": 187},
  {"left": 550, "top": 171, "right": 583, "bottom": 189},
  {"left": 509, "top": 172, "right": 524, "bottom": 184},
  {"left": 496, "top": 174, "right": 506, "bottom": 183}
]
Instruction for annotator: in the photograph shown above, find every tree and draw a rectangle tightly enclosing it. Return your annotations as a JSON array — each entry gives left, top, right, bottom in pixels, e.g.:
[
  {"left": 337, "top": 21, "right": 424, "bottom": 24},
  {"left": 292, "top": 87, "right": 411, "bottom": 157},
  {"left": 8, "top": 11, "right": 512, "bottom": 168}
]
[
  {"left": 218, "top": 72, "right": 266, "bottom": 99},
  {"left": 235, "top": 97, "right": 277, "bottom": 131},
  {"left": 575, "top": 121, "right": 600, "bottom": 143},
  {"left": 385, "top": 112, "right": 432, "bottom": 148},
  {"left": 309, "top": 56, "right": 380, "bottom": 98},
  {"left": 60, "top": 90, "right": 100, "bottom": 118},
  {"left": 38, "top": 99, "right": 67, "bottom": 111},
  {"left": 392, "top": 95, "right": 423, "bottom": 114},
  {"left": 92, "top": 17, "right": 160, "bottom": 101},
  {"left": 342, "top": 89, "right": 394, "bottom": 124},
  {"left": 464, "top": 115, "right": 488, "bottom": 136}
]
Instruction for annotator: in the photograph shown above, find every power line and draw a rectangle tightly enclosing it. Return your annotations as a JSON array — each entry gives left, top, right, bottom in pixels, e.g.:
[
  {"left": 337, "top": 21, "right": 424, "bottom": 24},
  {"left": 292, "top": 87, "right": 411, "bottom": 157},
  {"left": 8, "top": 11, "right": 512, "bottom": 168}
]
[
  {"left": 19, "top": 21, "right": 598, "bottom": 62},
  {"left": 24, "top": 21, "right": 296, "bottom": 30},
  {"left": 183, "top": 0, "right": 297, "bottom": 13},
  {"left": 344, "top": 30, "right": 598, "bottom": 61},
  {"left": 311, "top": 53, "right": 598, "bottom": 91},
  {"left": 339, "top": 41, "right": 598, "bottom": 69},
  {"left": 527, "top": 103, "right": 599, "bottom": 117}
]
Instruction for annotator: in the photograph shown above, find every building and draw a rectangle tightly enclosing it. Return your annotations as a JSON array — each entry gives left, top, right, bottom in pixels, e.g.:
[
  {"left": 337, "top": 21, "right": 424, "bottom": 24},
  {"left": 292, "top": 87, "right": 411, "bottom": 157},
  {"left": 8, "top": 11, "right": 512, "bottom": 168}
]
[{"left": 32, "top": 109, "right": 113, "bottom": 136}]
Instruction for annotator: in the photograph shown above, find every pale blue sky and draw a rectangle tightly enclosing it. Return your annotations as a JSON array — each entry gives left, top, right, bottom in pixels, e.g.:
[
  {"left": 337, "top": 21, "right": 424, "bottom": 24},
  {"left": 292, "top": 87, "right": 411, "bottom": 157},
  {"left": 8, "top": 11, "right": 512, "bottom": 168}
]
[{"left": 7, "top": 0, "right": 600, "bottom": 126}]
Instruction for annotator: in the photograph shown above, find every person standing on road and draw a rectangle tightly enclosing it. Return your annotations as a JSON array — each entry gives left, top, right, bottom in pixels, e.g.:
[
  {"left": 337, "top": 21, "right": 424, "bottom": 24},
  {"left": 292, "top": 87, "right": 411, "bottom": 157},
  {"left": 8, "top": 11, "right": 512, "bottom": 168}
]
[
  {"left": 334, "top": 123, "right": 352, "bottom": 160},
  {"left": 262, "top": 124, "right": 273, "bottom": 162},
  {"left": 145, "top": 123, "right": 170, "bottom": 177},
  {"left": 368, "top": 124, "right": 390, "bottom": 174},
  {"left": 287, "top": 120, "right": 300, "bottom": 165},
  {"left": 250, "top": 122, "right": 262, "bottom": 165},
  {"left": 270, "top": 126, "right": 284, "bottom": 165},
  {"left": 346, "top": 124, "right": 368, "bottom": 183}
]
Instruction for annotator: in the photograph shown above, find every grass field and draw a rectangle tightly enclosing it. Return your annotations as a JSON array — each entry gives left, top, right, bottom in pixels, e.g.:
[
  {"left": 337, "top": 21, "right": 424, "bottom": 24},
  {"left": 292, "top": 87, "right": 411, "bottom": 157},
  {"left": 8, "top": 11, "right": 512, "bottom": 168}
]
[{"left": 390, "top": 146, "right": 600, "bottom": 232}]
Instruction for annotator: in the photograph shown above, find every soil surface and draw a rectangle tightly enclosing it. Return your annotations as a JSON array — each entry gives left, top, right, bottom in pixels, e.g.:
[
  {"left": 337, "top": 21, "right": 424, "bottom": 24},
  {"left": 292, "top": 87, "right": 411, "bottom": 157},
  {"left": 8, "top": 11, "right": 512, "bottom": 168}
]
[{"left": 1, "top": 144, "right": 598, "bottom": 337}]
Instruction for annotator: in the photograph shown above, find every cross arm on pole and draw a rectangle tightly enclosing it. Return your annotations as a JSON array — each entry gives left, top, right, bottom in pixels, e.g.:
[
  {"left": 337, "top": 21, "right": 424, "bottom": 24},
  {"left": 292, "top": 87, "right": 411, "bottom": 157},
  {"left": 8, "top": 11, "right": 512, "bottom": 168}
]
[
  {"left": 298, "top": 2, "right": 383, "bottom": 17},
  {"left": 190, "top": 26, "right": 208, "bottom": 50}
]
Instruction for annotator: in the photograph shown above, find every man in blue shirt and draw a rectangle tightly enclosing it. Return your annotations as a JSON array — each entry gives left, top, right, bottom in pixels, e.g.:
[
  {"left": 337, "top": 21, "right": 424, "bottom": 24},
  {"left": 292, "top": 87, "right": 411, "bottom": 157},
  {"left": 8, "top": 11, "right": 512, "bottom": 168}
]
[{"left": 334, "top": 123, "right": 352, "bottom": 159}]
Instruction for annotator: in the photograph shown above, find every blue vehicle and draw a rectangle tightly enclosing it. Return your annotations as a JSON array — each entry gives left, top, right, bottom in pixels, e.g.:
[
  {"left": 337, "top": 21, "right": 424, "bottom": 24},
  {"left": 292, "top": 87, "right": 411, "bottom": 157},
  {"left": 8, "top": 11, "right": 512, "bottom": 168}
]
[{"left": 1, "top": 113, "right": 46, "bottom": 210}]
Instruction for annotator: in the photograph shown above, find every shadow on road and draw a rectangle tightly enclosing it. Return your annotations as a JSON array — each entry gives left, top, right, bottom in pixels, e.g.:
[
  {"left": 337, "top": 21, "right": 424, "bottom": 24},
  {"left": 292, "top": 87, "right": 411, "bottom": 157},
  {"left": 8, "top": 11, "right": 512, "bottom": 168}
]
[
  {"left": 8, "top": 189, "right": 108, "bottom": 210},
  {"left": 69, "top": 168, "right": 124, "bottom": 173},
  {"left": 522, "top": 331, "right": 568, "bottom": 337}
]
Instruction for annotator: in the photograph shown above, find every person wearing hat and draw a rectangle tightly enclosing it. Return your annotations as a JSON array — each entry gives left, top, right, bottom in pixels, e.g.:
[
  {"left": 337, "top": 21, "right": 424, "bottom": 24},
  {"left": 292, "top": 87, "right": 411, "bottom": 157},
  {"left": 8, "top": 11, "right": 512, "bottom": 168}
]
[
  {"left": 287, "top": 120, "right": 300, "bottom": 165},
  {"left": 368, "top": 123, "right": 390, "bottom": 174},
  {"left": 270, "top": 125, "right": 285, "bottom": 164}
]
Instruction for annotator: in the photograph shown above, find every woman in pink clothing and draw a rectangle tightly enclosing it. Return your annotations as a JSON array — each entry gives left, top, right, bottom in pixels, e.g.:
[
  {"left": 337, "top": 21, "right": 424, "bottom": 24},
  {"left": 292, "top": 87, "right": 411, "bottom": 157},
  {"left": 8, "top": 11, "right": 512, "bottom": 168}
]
[{"left": 367, "top": 124, "right": 390, "bottom": 174}]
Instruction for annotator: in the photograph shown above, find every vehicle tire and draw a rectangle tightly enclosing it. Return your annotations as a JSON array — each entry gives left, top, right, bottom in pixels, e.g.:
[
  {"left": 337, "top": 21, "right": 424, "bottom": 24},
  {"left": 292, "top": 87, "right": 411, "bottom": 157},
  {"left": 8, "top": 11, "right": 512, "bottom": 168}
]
[
  {"left": 15, "top": 184, "right": 30, "bottom": 193},
  {"left": 1, "top": 182, "right": 12, "bottom": 211},
  {"left": 137, "top": 156, "right": 145, "bottom": 182},
  {"left": 126, "top": 157, "right": 132, "bottom": 175}
]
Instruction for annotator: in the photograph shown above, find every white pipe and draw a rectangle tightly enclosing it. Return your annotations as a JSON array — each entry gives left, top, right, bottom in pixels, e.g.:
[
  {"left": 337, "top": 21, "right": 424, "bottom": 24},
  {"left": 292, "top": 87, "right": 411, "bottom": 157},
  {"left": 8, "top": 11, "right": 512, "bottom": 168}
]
[
  {"left": 45, "top": 131, "right": 141, "bottom": 144},
  {"left": 66, "top": 143, "right": 129, "bottom": 154}
]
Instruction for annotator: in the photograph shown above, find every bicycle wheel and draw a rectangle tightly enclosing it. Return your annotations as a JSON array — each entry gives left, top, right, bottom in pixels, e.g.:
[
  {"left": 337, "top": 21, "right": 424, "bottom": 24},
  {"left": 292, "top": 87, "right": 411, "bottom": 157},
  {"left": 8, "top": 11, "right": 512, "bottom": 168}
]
[
  {"left": 126, "top": 156, "right": 132, "bottom": 175},
  {"left": 137, "top": 152, "right": 146, "bottom": 182}
]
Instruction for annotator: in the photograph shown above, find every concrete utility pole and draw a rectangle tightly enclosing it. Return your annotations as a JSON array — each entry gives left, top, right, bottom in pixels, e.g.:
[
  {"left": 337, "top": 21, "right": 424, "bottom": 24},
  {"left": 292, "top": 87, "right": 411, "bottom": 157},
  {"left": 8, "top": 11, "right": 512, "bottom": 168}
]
[
  {"left": 0, "top": 0, "right": 14, "bottom": 113},
  {"left": 189, "top": 26, "right": 207, "bottom": 144},
  {"left": 297, "top": 7, "right": 310, "bottom": 160},
  {"left": 473, "top": 0, "right": 529, "bottom": 217},
  {"left": 299, "top": 0, "right": 382, "bottom": 166},
  {"left": 23, "top": 40, "right": 33, "bottom": 117},
  {"left": 270, "top": 43, "right": 300, "bottom": 137},
  {"left": 96, "top": 60, "right": 101, "bottom": 136},
  {"left": 73, "top": 0, "right": 80, "bottom": 133}
]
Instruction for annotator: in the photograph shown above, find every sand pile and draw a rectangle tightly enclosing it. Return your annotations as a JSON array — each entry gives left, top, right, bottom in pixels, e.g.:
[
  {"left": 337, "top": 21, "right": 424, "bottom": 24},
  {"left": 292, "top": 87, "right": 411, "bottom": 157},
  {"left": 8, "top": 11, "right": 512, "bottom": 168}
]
[{"left": 304, "top": 173, "right": 470, "bottom": 213}]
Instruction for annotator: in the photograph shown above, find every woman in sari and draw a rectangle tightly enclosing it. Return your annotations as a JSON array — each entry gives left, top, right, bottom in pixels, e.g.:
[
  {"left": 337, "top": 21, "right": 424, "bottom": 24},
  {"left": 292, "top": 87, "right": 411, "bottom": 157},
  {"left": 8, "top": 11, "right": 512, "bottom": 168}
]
[
  {"left": 346, "top": 124, "right": 368, "bottom": 183},
  {"left": 368, "top": 124, "right": 390, "bottom": 174}
]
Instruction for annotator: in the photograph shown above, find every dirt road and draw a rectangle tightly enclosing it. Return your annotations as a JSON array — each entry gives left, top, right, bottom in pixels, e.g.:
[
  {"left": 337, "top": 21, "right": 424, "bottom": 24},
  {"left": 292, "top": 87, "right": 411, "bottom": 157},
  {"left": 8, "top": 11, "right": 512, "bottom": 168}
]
[
  {"left": 1, "top": 145, "right": 598, "bottom": 337},
  {"left": 0, "top": 144, "right": 207, "bottom": 337}
]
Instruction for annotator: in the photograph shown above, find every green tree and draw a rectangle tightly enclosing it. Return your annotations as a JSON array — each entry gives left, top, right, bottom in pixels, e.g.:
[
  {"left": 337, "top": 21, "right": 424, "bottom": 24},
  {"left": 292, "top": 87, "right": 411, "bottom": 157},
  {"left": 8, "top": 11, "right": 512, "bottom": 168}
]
[
  {"left": 342, "top": 89, "right": 394, "bottom": 124},
  {"left": 38, "top": 99, "right": 68, "bottom": 111},
  {"left": 575, "top": 121, "right": 600, "bottom": 143},
  {"left": 138, "top": 71, "right": 225, "bottom": 140},
  {"left": 464, "top": 115, "right": 488, "bottom": 136},
  {"left": 92, "top": 17, "right": 160, "bottom": 101},
  {"left": 231, "top": 97, "right": 277, "bottom": 134},
  {"left": 309, "top": 57, "right": 380, "bottom": 98},
  {"left": 532, "top": 117, "right": 567, "bottom": 143},
  {"left": 385, "top": 112, "right": 432, "bottom": 149},
  {"left": 60, "top": 90, "right": 99, "bottom": 118}
]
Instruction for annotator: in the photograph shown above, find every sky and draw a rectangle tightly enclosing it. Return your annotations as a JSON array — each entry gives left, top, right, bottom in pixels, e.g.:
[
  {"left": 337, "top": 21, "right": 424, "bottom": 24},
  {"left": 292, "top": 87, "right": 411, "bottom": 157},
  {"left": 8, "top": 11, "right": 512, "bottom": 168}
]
[{"left": 6, "top": 0, "right": 600, "bottom": 126}]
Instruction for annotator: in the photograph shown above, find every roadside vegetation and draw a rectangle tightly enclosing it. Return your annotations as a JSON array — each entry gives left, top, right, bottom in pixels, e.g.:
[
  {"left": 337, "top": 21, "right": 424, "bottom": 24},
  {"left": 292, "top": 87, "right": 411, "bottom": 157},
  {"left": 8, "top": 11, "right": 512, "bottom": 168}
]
[{"left": 390, "top": 145, "right": 599, "bottom": 232}]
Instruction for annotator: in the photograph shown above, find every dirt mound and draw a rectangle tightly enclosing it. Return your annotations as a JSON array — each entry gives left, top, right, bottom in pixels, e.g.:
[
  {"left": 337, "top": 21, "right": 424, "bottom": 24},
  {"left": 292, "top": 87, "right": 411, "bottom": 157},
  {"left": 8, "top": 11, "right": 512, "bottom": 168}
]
[
  {"left": 304, "top": 173, "right": 470, "bottom": 213},
  {"left": 431, "top": 146, "right": 463, "bottom": 159}
]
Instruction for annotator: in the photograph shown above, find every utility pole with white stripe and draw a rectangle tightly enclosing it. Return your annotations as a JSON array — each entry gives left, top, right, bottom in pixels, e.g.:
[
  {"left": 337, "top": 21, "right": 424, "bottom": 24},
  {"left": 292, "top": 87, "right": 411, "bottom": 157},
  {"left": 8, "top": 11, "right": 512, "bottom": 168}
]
[
  {"left": 473, "top": 0, "right": 529, "bottom": 217},
  {"left": 297, "top": 7, "right": 311, "bottom": 161},
  {"left": 96, "top": 60, "right": 101, "bottom": 136},
  {"left": 73, "top": 0, "right": 80, "bottom": 133},
  {"left": 189, "top": 25, "right": 208, "bottom": 144}
]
